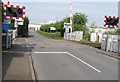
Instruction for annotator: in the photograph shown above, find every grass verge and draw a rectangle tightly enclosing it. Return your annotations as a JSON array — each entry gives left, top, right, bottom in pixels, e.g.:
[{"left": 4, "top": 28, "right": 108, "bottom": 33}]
[
  {"left": 36, "top": 31, "right": 64, "bottom": 40},
  {"left": 80, "top": 39, "right": 101, "bottom": 44}
]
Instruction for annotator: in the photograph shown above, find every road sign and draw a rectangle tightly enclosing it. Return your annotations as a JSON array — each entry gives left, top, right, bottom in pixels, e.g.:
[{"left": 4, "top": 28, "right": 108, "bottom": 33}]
[
  {"left": 64, "top": 23, "right": 70, "bottom": 28},
  {"left": 64, "top": 23, "right": 71, "bottom": 33},
  {"left": 2, "top": 24, "right": 10, "bottom": 30},
  {"left": 17, "top": 20, "right": 24, "bottom": 25},
  {"left": 4, "top": 18, "right": 11, "bottom": 24}
]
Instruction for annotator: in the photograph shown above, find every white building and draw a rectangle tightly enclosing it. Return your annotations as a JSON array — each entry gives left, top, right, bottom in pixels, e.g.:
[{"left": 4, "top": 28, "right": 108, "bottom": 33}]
[
  {"left": 88, "top": 27, "right": 115, "bottom": 33},
  {"left": 28, "top": 23, "right": 41, "bottom": 30},
  {"left": 89, "top": 27, "right": 116, "bottom": 42},
  {"left": 28, "top": 21, "right": 57, "bottom": 31},
  {"left": 49, "top": 21, "right": 56, "bottom": 24}
]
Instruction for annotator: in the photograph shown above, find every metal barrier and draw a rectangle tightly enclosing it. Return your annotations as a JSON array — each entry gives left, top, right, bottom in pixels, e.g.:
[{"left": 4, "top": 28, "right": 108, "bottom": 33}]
[
  {"left": 101, "top": 34, "right": 120, "bottom": 52},
  {"left": 64, "top": 31, "right": 83, "bottom": 41},
  {"left": 2, "top": 31, "right": 13, "bottom": 49}
]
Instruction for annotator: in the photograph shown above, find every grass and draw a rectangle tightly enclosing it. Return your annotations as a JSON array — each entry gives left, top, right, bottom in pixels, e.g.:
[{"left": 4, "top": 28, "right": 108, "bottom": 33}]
[
  {"left": 80, "top": 39, "right": 101, "bottom": 44},
  {"left": 36, "top": 31, "right": 64, "bottom": 40}
]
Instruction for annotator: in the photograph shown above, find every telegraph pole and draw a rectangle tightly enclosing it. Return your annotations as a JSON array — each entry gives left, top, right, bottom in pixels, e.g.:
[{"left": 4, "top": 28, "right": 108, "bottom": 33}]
[
  {"left": 44, "top": 20, "right": 46, "bottom": 32},
  {"left": 56, "top": 17, "right": 58, "bottom": 32}
]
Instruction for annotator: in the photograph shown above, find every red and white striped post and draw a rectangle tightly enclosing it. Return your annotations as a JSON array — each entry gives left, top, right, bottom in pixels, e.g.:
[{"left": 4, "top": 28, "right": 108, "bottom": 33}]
[
  {"left": 7, "top": 0, "right": 11, "bottom": 5},
  {"left": 70, "top": 0, "right": 73, "bottom": 32}
]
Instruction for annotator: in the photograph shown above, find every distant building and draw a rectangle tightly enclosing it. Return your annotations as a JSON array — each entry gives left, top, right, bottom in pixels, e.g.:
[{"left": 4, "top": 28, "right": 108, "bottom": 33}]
[
  {"left": 89, "top": 27, "right": 116, "bottom": 42},
  {"left": 28, "top": 21, "right": 57, "bottom": 31},
  {"left": 88, "top": 27, "right": 115, "bottom": 33},
  {"left": 28, "top": 23, "right": 41, "bottom": 30},
  {"left": 49, "top": 21, "right": 56, "bottom": 24}
]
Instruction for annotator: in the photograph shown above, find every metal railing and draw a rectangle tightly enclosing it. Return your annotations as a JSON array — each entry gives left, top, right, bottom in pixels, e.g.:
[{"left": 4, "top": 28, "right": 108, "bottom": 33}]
[
  {"left": 2, "top": 30, "right": 13, "bottom": 49},
  {"left": 64, "top": 31, "right": 83, "bottom": 41},
  {"left": 2, "top": 29, "right": 17, "bottom": 49}
]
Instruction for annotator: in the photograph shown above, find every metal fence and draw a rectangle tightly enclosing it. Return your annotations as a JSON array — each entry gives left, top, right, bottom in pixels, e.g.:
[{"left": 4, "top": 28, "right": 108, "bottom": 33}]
[
  {"left": 2, "top": 30, "right": 17, "bottom": 49},
  {"left": 64, "top": 31, "right": 83, "bottom": 41},
  {"left": 101, "top": 34, "right": 120, "bottom": 52},
  {"left": 2, "top": 32, "right": 12, "bottom": 49}
]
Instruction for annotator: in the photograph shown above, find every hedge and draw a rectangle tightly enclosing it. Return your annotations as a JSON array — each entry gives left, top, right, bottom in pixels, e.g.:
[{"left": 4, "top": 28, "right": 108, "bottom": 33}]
[{"left": 36, "top": 31, "right": 63, "bottom": 40}]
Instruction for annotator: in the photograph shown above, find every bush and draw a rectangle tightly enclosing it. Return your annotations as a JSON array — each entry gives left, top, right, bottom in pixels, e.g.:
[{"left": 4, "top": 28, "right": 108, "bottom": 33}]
[
  {"left": 105, "top": 29, "right": 120, "bottom": 35},
  {"left": 36, "top": 31, "right": 63, "bottom": 40},
  {"left": 83, "top": 32, "right": 90, "bottom": 41}
]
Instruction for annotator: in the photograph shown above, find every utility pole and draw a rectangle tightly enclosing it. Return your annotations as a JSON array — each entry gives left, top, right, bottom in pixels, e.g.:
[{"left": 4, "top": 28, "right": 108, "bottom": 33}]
[
  {"left": 44, "top": 20, "right": 46, "bottom": 32},
  {"left": 56, "top": 17, "right": 58, "bottom": 32},
  {"left": 0, "top": 0, "right": 2, "bottom": 81},
  {"left": 105, "top": 28, "right": 110, "bottom": 51},
  {"left": 70, "top": 0, "right": 73, "bottom": 33}
]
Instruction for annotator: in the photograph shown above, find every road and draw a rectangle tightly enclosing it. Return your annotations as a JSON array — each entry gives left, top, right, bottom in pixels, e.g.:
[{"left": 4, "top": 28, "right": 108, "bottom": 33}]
[{"left": 27, "top": 31, "right": 118, "bottom": 80}]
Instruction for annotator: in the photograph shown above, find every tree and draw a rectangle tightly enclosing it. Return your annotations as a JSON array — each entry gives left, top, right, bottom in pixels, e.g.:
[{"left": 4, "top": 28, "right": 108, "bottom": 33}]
[
  {"left": 109, "top": 29, "right": 120, "bottom": 35},
  {"left": 10, "top": 19, "right": 16, "bottom": 29},
  {"left": 18, "top": 16, "right": 29, "bottom": 37},
  {"left": 73, "top": 12, "right": 88, "bottom": 31},
  {"left": 40, "top": 12, "right": 88, "bottom": 37}
]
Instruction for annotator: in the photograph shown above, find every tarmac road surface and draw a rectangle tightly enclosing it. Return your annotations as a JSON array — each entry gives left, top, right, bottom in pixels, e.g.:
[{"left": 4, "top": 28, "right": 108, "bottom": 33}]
[{"left": 28, "top": 31, "right": 118, "bottom": 80}]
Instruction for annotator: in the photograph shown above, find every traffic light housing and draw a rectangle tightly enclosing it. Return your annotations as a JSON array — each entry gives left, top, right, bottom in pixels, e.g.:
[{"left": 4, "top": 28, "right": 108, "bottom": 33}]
[
  {"left": 4, "top": 4, "right": 26, "bottom": 20},
  {"left": 106, "top": 18, "right": 118, "bottom": 26},
  {"left": 104, "top": 16, "right": 119, "bottom": 28},
  {"left": 6, "top": 7, "right": 23, "bottom": 17}
]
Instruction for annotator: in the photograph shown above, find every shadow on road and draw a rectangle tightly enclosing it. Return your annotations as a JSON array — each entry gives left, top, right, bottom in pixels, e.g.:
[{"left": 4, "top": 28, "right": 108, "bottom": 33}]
[
  {"left": 2, "top": 44, "right": 28, "bottom": 79},
  {"left": 2, "top": 37, "right": 35, "bottom": 80}
]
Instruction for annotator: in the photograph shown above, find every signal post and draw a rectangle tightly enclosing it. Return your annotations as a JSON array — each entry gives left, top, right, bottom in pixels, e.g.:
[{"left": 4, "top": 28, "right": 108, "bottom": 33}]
[
  {"left": 3, "top": 0, "right": 26, "bottom": 49},
  {"left": 104, "top": 16, "right": 119, "bottom": 51},
  {"left": 0, "top": 0, "right": 2, "bottom": 81}
]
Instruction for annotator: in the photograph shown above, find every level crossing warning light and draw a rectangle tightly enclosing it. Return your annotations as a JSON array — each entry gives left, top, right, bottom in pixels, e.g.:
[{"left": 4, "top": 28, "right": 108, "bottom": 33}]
[
  {"left": 104, "top": 16, "right": 119, "bottom": 28},
  {"left": 4, "top": 4, "right": 26, "bottom": 20}
]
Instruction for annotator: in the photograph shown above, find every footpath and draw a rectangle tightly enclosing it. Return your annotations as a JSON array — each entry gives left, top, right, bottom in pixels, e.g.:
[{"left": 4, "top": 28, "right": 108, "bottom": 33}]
[{"left": 2, "top": 37, "right": 33, "bottom": 81}]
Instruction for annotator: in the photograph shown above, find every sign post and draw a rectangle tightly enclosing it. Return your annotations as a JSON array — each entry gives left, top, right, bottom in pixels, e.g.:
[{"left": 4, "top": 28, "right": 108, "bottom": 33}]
[
  {"left": 3, "top": 0, "right": 26, "bottom": 48},
  {"left": 105, "top": 28, "right": 110, "bottom": 51},
  {"left": 104, "top": 16, "right": 119, "bottom": 51},
  {"left": 0, "top": 0, "right": 2, "bottom": 81},
  {"left": 3, "top": 19, "right": 11, "bottom": 49}
]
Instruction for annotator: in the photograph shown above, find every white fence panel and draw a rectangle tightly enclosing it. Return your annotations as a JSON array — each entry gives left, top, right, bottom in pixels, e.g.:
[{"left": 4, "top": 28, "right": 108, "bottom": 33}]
[
  {"left": 64, "top": 31, "right": 83, "bottom": 41},
  {"left": 101, "top": 34, "right": 120, "bottom": 52}
]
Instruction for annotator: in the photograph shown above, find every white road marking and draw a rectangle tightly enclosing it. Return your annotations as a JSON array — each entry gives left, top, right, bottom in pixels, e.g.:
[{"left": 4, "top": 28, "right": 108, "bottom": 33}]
[
  {"left": 66, "top": 52, "right": 101, "bottom": 73},
  {"left": 33, "top": 51, "right": 101, "bottom": 73},
  {"left": 33, "top": 52, "right": 68, "bottom": 54},
  {"left": 3, "top": 50, "right": 101, "bottom": 73}
]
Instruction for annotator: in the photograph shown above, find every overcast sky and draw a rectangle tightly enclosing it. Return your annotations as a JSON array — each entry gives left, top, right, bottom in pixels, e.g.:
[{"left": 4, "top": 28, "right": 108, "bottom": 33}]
[
  {"left": 2, "top": 0, "right": 120, "bottom": 2},
  {"left": 2, "top": 0, "right": 119, "bottom": 27}
]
